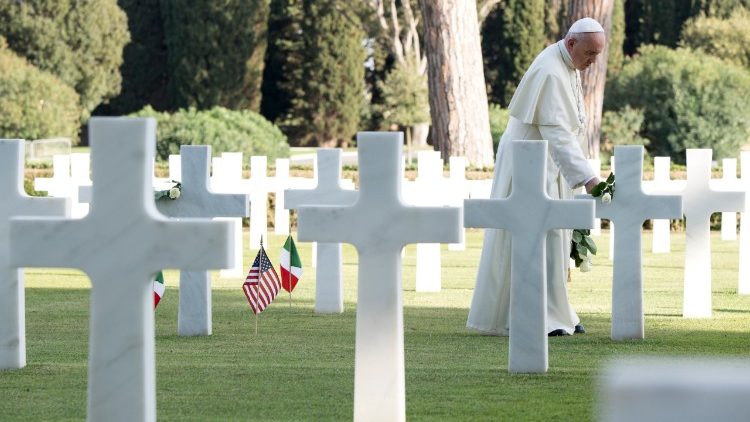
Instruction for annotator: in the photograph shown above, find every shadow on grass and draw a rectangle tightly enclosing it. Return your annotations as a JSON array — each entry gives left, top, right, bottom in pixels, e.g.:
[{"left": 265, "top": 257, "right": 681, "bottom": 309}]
[{"left": 8, "top": 288, "right": 750, "bottom": 421}]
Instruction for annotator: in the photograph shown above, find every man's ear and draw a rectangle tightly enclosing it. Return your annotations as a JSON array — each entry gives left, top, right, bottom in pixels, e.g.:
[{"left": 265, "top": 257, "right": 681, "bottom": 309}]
[{"left": 566, "top": 37, "right": 576, "bottom": 49}]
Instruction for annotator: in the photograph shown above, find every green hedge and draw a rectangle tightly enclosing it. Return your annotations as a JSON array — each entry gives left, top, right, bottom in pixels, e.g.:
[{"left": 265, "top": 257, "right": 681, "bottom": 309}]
[
  {"left": 680, "top": 8, "right": 750, "bottom": 68},
  {"left": 0, "top": 38, "right": 80, "bottom": 142},
  {"left": 605, "top": 45, "right": 750, "bottom": 163},
  {"left": 132, "top": 106, "right": 289, "bottom": 161}
]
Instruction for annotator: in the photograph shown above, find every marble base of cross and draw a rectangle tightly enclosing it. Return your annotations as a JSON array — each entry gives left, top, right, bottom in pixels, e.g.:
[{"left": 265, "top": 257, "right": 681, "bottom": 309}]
[
  {"left": 465, "top": 140, "right": 594, "bottom": 373},
  {"left": 683, "top": 149, "right": 745, "bottom": 318},
  {"left": 579, "top": 146, "right": 682, "bottom": 340},
  {"left": 297, "top": 133, "right": 460, "bottom": 420},
  {"left": 0, "top": 140, "right": 70, "bottom": 369},
  {"left": 10, "top": 118, "right": 233, "bottom": 421}
]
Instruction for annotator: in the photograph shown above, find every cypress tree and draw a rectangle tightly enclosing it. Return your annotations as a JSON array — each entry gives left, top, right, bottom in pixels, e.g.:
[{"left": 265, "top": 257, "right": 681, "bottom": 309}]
[
  {"left": 0, "top": 0, "right": 130, "bottom": 120},
  {"left": 281, "top": 0, "right": 365, "bottom": 147},
  {"left": 161, "top": 0, "right": 270, "bottom": 111},
  {"left": 98, "top": 0, "right": 169, "bottom": 115},
  {"left": 608, "top": 0, "right": 626, "bottom": 78},
  {"left": 481, "top": 0, "right": 545, "bottom": 107},
  {"left": 260, "top": 0, "right": 304, "bottom": 123}
]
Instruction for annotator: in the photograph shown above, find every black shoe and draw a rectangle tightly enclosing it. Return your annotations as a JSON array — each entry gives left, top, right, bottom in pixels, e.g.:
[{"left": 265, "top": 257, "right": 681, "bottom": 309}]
[
  {"left": 548, "top": 329, "right": 570, "bottom": 337},
  {"left": 574, "top": 324, "right": 585, "bottom": 334}
]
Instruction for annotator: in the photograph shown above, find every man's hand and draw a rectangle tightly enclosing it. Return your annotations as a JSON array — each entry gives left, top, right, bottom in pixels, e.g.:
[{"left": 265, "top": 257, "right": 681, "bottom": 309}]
[{"left": 584, "top": 177, "right": 601, "bottom": 194}]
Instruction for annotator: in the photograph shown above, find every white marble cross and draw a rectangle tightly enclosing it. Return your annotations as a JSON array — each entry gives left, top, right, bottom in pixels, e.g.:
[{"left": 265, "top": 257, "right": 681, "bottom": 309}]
[
  {"left": 738, "top": 151, "right": 750, "bottom": 294},
  {"left": 248, "top": 156, "right": 269, "bottom": 250},
  {"left": 410, "top": 151, "right": 445, "bottom": 292},
  {"left": 34, "top": 154, "right": 74, "bottom": 199},
  {"left": 297, "top": 133, "right": 460, "bottom": 421},
  {"left": 644, "top": 156, "right": 684, "bottom": 253},
  {"left": 9, "top": 118, "right": 233, "bottom": 421},
  {"left": 70, "top": 152, "right": 92, "bottom": 218},
  {"left": 0, "top": 141, "right": 69, "bottom": 369},
  {"left": 580, "top": 146, "right": 682, "bottom": 340},
  {"left": 211, "top": 153, "right": 245, "bottom": 278},
  {"left": 464, "top": 140, "right": 594, "bottom": 373},
  {"left": 600, "top": 358, "right": 750, "bottom": 422},
  {"left": 448, "top": 156, "right": 468, "bottom": 250},
  {"left": 721, "top": 158, "right": 739, "bottom": 241},
  {"left": 587, "top": 158, "right": 602, "bottom": 236},
  {"left": 156, "top": 146, "right": 249, "bottom": 336},
  {"left": 273, "top": 158, "right": 290, "bottom": 235},
  {"left": 683, "top": 149, "right": 745, "bottom": 318},
  {"left": 285, "top": 149, "right": 357, "bottom": 314}
]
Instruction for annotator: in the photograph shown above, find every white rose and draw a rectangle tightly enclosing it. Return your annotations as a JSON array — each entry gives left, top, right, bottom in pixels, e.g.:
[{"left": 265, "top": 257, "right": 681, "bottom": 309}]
[
  {"left": 580, "top": 258, "right": 591, "bottom": 272},
  {"left": 168, "top": 187, "right": 181, "bottom": 200},
  {"left": 601, "top": 192, "right": 612, "bottom": 204}
]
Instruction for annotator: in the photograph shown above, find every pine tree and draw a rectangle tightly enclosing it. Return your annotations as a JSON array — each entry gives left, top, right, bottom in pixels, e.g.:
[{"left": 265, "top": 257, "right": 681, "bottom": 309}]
[
  {"left": 161, "top": 0, "right": 270, "bottom": 111},
  {"left": 281, "top": 0, "right": 365, "bottom": 147},
  {"left": 481, "top": 0, "right": 545, "bottom": 107}
]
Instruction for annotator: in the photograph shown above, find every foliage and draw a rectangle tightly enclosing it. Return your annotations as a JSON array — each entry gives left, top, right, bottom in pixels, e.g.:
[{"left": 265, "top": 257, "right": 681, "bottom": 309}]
[
  {"left": 131, "top": 106, "right": 289, "bottom": 161},
  {"left": 623, "top": 0, "right": 750, "bottom": 54},
  {"left": 608, "top": 0, "right": 626, "bottom": 77},
  {"left": 0, "top": 38, "right": 80, "bottom": 142},
  {"left": 680, "top": 8, "right": 750, "bottom": 68},
  {"left": 98, "top": 0, "right": 169, "bottom": 115},
  {"left": 280, "top": 0, "right": 366, "bottom": 147},
  {"left": 261, "top": 0, "right": 304, "bottom": 123},
  {"left": 605, "top": 45, "right": 750, "bottom": 163},
  {"left": 161, "top": 0, "right": 270, "bottom": 111},
  {"left": 488, "top": 104, "right": 510, "bottom": 154},
  {"left": 600, "top": 106, "right": 648, "bottom": 164},
  {"left": 0, "top": 0, "right": 129, "bottom": 120},
  {"left": 376, "top": 59, "right": 430, "bottom": 128},
  {"left": 481, "top": 0, "right": 545, "bottom": 106}
]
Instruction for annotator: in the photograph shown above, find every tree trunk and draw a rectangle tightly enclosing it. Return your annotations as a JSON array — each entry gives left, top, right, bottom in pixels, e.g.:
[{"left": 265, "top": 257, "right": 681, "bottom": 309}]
[
  {"left": 566, "top": 0, "right": 614, "bottom": 160},
  {"left": 419, "top": 0, "right": 494, "bottom": 168}
]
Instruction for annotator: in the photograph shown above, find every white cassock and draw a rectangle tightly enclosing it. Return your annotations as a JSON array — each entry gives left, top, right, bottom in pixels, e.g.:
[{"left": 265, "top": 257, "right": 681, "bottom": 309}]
[{"left": 467, "top": 40, "right": 596, "bottom": 335}]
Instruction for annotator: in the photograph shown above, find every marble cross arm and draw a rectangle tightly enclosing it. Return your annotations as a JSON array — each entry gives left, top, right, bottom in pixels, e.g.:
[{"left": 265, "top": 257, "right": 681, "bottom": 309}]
[
  {"left": 464, "top": 199, "right": 594, "bottom": 232},
  {"left": 9, "top": 218, "right": 233, "bottom": 274},
  {"left": 577, "top": 193, "right": 683, "bottom": 221},
  {"left": 285, "top": 189, "right": 358, "bottom": 208}
]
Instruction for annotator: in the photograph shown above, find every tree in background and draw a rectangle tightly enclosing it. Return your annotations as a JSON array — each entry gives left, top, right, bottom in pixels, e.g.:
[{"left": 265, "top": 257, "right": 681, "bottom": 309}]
[
  {"left": 680, "top": 7, "right": 750, "bottom": 68},
  {"left": 0, "top": 0, "right": 129, "bottom": 124},
  {"left": 281, "top": 0, "right": 365, "bottom": 147},
  {"left": 481, "top": 0, "right": 545, "bottom": 107},
  {"left": 606, "top": 45, "right": 750, "bottom": 162},
  {"left": 98, "top": 0, "right": 169, "bottom": 116},
  {"left": 161, "top": 0, "right": 269, "bottom": 111},
  {"left": 420, "top": 0, "right": 494, "bottom": 167},
  {"left": 567, "top": 0, "right": 615, "bottom": 159},
  {"left": 376, "top": 58, "right": 430, "bottom": 162},
  {"left": 608, "top": 0, "right": 626, "bottom": 77},
  {"left": 0, "top": 38, "right": 80, "bottom": 142},
  {"left": 260, "top": 0, "right": 303, "bottom": 124}
]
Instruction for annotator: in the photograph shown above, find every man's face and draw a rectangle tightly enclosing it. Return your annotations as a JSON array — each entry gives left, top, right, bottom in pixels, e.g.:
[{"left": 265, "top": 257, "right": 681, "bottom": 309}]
[{"left": 567, "top": 32, "right": 605, "bottom": 70}]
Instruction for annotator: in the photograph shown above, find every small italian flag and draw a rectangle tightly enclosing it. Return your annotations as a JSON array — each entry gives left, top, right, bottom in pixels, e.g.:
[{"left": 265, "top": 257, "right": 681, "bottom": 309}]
[
  {"left": 153, "top": 271, "right": 165, "bottom": 309},
  {"left": 280, "top": 235, "right": 302, "bottom": 293}
]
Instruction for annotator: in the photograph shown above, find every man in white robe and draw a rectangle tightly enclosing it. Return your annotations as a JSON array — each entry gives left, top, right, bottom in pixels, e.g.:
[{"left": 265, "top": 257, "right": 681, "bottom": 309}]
[{"left": 467, "top": 18, "right": 606, "bottom": 336}]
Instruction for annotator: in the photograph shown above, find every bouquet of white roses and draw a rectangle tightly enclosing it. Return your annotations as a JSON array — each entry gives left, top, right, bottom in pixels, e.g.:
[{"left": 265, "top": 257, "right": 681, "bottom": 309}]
[{"left": 570, "top": 172, "right": 616, "bottom": 272}]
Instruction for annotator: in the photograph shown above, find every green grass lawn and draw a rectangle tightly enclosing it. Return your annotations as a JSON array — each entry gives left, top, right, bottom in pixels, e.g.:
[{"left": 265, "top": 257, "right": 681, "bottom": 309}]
[{"left": 2, "top": 229, "right": 749, "bottom": 421}]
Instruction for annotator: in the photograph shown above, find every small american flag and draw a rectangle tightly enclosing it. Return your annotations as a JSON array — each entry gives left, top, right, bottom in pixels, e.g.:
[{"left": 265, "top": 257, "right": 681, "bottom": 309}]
[{"left": 243, "top": 245, "right": 281, "bottom": 314}]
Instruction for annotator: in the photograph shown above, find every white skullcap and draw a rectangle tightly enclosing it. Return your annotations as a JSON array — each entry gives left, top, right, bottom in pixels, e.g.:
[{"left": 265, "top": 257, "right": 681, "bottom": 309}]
[{"left": 568, "top": 17, "right": 604, "bottom": 34}]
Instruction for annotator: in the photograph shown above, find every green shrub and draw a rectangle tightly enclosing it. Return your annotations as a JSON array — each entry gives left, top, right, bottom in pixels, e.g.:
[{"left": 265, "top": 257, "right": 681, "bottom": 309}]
[
  {"left": 605, "top": 45, "right": 750, "bottom": 163},
  {"left": 132, "top": 106, "right": 289, "bottom": 161},
  {"left": 0, "top": 0, "right": 129, "bottom": 121},
  {"left": 600, "top": 106, "right": 649, "bottom": 164},
  {"left": 0, "top": 38, "right": 80, "bottom": 142},
  {"left": 488, "top": 104, "right": 510, "bottom": 154},
  {"left": 680, "top": 8, "right": 750, "bottom": 68}
]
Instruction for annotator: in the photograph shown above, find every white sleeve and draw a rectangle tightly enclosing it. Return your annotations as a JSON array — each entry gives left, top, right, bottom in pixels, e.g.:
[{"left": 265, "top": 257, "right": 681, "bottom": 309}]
[{"left": 539, "top": 124, "right": 595, "bottom": 189}]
